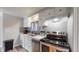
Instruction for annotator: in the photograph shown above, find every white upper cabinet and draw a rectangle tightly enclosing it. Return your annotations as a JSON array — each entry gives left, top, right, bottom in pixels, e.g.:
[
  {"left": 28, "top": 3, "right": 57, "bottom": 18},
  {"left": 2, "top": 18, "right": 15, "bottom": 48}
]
[
  {"left": 55, "top": 7, "right": 67, "bottom": 16},
  {"left": 32, "top": 14, "right": 39, "bottom": 22},
  {"left": 48, "top": 8, "right": 55, "bottom": 18},
  {"left": 23, "top": 14, "right": 39, "bottom": 27},
  {"left": 42, "top": 8, "right": 55, "bottom": 20},
  {"left": 39, "top": 7, "right": 67, "bottom": 20},
  {"left": 39, "top": 8, "right": 54, "bottom": 20},
  {"left": 39, "top": 10, "right": 46, "bottom": 20},
  {"left": 23, "top": 17, "right": 29, "bottom": 27}
]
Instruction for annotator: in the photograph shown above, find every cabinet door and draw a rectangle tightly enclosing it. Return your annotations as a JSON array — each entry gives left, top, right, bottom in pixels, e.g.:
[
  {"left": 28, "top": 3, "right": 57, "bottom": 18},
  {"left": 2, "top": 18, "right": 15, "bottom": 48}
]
[
  {"left": 41, "top": 44, "right": 56, "bottom": 52},
  {"left": 39, "top": 8, "right": 55, "bottom": 20},
  {"left": 55, "top": 7, "right": 67, "bottom": 16},
  {"left": 41, "top": 44, "right": 49, "bottom": 52},
  {"left": 39, "top": 8, "right": 50, "bottom": 20},
  {"left": 20, "top": 35, "right": 25, "bottom": 48},
  {"left": 23, "top": 17, "right": 29, "bottom": 27},
  {"left": 32, "top": 14, "right": 39, "bottom": 22},
  {"left": 24, "top": 37, "right": 28, "bottom": 49},
  {"left": 39, "top": 10, "right": 46, "bottom": 20},
  {"left": 44, "top": 9, "right": 50, "bottom": 19},
  {"left": 49, "top": 8, "right": 55, "bottom": 17},
  {"left": 46, "top": 8, "right": 55, "bottom": 19},
  {"left": 20, "top": 37, "right": 24, "bottom": 48},
  {"left": 24, "top": 36, "right": 32, "bottom": 52}
]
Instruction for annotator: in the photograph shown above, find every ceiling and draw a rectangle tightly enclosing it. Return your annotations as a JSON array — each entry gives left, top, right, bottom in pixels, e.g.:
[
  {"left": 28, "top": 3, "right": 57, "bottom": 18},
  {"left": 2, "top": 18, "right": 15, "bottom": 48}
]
[{"left": 2, "top": 7, "right": 46, "bottom": 17}]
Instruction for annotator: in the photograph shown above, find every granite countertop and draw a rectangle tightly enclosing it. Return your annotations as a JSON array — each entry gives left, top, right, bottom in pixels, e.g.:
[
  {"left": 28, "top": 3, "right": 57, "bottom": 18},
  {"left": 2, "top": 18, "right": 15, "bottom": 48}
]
[{"left": 20, "top": 33, "right": 45, "bottom": 41}]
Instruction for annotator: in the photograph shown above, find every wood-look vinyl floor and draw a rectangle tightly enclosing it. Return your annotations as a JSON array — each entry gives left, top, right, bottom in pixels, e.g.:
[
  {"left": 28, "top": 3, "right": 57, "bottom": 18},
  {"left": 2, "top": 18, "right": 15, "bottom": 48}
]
[{"left": 8, "top": 46, "right": 28, "bottom": 52}]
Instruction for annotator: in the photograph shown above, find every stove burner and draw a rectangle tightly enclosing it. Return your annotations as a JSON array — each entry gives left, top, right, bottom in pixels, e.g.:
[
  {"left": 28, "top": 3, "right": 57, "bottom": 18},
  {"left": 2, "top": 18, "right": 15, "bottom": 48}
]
[
  {"left": 40, "top": 33, "right": 70, "bottom": 48},
  {"left": 40, "top": 38, "right": 70, "bottom": 48}
]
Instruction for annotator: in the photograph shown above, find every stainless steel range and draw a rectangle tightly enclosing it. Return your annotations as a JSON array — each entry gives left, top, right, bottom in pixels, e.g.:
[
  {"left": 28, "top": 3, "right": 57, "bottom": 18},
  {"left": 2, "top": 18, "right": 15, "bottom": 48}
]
[{"left": 40, "top": 32, "right": 71, "bottom": 52}]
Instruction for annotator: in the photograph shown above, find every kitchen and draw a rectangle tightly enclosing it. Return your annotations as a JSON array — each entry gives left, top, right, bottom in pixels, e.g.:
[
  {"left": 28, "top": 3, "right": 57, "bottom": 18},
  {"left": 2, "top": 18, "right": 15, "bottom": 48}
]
[{"left": 0, "top": 7, "right": 77, "bottom": 52}]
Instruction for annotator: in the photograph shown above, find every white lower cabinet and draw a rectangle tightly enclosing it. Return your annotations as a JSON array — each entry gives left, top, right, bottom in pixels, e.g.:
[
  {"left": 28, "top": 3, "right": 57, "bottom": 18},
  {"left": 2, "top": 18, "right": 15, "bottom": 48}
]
[
  {"left": 20, "top": 34, "right": 32, "bottom": 52},
  {"left": 21, "top": 39, "right": 25, "bottom": 48},
  {"left": 20, "top": 35, "right": 25, "bottom": 48},
  {"left": 24, "top": 37, "right": 32, "bottom": 52}
]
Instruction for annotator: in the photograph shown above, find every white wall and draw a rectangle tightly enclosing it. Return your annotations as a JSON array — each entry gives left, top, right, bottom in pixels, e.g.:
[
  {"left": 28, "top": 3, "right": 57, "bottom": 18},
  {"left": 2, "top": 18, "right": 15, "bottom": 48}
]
[
  {"left": 0, "top": 10, "right": 3, "bottom": 51},
  {"left": 75, "top": 7, "right": 79, "bottom": 52},
  {"left": 67, "top": 7, "right": 79, "bottom": 52},
  {"left": 77, "top": 8, "right": 79, "bottom": 51},
  {"left": 0, "top": 11, "right": 2, "bottom": 48},
  {"left": 3, "top": 13, "right": 21, "bottom": 47},
  {"left": 67, "top": 14, "right": 73, "bottom": 51},
  {"left": 43, "top": 17, "right": 68, "bottom": 32}
]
